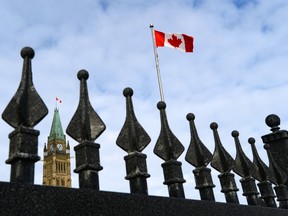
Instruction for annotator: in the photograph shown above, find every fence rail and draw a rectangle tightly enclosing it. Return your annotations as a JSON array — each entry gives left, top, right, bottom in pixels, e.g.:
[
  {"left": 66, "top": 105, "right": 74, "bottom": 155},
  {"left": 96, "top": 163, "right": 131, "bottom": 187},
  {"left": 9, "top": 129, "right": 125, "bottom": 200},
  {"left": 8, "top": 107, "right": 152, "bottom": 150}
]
[{"left": 1, "top": 47, "right": 288, "bottom": 215}]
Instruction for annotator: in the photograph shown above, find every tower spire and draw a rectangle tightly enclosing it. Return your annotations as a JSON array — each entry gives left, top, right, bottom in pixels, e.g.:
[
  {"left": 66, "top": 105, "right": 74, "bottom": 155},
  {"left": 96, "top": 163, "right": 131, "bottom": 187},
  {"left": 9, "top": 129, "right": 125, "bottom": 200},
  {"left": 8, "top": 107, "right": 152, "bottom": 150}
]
[{"left": 48, "top": 108, "right": 65, "bottom": 142}]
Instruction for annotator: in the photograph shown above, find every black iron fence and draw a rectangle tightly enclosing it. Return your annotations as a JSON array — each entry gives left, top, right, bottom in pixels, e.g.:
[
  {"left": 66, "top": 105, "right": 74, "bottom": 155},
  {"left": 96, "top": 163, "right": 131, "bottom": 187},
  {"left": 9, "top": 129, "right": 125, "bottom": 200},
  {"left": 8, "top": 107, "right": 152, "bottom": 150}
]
[{"left": 0, "top": 47, "right": 288, "bottom": 215}]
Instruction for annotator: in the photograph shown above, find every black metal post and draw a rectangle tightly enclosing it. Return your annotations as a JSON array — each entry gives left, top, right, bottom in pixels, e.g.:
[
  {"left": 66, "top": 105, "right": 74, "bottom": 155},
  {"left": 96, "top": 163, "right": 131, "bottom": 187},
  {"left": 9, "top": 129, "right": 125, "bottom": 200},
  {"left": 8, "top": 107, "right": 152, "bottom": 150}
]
[
  {"left": 210, "top": 122, "right": 239, "bottom": 204},
  {"left": 74, "top": 141, "right": 102, "bottom": 189},
  {"left": 2, "top": 47, "right": 48, "bottom": 184},
  {"left": 6, "top": 127, "right": 40, "bottom": 184},
  {"left": 116, "top": 87, "right": 151, "bottom": 194},
  {"left": 218, "top": 172, "right": 239, "bottom": 203},
  {"left": 185, "top": 114, "right": 215, "bottom": 201},
  {"left": 265, "top": 144, "right": 288, "bottom": 209},
  {"left": 161, "top": 160, "right": 185, "bottom": 198},
  {"left": 232, "top": 131, "right": 260, "bottom": 206},
  {"left": 66, "top": 70, "right": 106, "bottom": 190},
  {"left": 124, "top": 152, "right": 150, "bottom": 194},
  {"left": 257, "top": 181, "right": 277, "bottom": 207},
  {"left": 274, "top": 185, "right": 288, "bottom": 209},
  {"left": 248, "top": 137, "right": 276, "bottom": 207},
  {"left": 154, "top": 101, "right": 186, "bottom": 198},
  {"left": 193, "top": 166, "right": 215, "bottom": 200}
]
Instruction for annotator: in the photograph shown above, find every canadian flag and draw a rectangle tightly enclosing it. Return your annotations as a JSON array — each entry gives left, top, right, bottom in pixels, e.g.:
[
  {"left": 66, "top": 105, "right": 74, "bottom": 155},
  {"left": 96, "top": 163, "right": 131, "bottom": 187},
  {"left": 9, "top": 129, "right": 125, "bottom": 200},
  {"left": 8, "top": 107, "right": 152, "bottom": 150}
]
[
  {"left": 154, "top": 30, "right": 194, "bottom": 52},
  {"left": 56, "top": 97, "right": 62, "bottom": 103}
]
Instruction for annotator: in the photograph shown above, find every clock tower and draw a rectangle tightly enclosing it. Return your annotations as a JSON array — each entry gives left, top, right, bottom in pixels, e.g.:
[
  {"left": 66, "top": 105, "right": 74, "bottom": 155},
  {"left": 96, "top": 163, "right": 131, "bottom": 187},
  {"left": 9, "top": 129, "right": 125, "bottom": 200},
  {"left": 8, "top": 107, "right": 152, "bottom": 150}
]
[{"left": 42, "top": 108, "right": 72, "bottom": 187}]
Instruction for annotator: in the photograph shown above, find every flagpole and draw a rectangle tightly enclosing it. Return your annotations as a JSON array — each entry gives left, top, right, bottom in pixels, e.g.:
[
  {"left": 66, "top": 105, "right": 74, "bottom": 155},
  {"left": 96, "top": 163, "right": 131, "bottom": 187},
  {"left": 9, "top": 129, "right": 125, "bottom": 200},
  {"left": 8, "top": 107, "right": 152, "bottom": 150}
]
[
  {"left": 55, "top": 97, "right": 57, "bottom": 109},
  {"left": 150, "top": 24, "right": 165, "bottom": 102}
]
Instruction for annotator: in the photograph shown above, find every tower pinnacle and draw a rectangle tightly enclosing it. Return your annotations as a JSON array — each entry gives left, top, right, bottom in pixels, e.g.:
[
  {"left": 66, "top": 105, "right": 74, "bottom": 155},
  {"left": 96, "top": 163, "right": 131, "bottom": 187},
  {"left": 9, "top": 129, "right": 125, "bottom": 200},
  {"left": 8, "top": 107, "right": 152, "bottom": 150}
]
[{"left": 48, "top": 108, "right": 65, "bottom": 142}]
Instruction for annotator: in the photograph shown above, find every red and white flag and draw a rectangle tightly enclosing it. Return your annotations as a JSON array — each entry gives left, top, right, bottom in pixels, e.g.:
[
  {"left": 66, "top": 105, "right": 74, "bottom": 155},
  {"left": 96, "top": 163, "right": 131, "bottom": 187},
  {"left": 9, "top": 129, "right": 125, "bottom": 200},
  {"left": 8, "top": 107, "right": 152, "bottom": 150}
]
[
  {"left": 153, "top": 30, "right": 194, "bottom": 52},
  {"left": 56, "top": 97, "right": 62, "bottom": 103}
]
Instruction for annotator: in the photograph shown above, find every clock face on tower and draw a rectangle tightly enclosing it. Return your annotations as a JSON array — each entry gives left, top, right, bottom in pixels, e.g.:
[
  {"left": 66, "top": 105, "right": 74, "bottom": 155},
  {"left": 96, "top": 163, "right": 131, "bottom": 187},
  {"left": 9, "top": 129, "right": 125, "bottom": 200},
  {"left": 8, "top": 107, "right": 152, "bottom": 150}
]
[{"left": 57, "top": 144, "right": 63, "bottom": 151}]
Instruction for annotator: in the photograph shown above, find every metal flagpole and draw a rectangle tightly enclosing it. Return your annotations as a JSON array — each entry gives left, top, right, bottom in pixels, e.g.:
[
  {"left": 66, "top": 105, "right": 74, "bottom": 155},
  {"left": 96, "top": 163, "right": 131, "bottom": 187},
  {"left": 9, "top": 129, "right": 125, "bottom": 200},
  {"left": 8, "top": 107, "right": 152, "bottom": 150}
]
[
  {"left": 150, "top": 24, "right": 165, "bottom": 102},
  {"left": 55, "top": 97, "right": 58, "bottom": 109}
]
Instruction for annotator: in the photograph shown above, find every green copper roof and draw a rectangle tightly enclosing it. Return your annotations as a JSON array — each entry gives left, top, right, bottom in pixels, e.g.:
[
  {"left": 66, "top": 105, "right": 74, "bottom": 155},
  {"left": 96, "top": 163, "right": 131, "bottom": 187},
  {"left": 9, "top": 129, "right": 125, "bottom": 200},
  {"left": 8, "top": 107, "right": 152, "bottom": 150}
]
[{"left": 48, "top": 108, "right": 65, "bottom": 141}]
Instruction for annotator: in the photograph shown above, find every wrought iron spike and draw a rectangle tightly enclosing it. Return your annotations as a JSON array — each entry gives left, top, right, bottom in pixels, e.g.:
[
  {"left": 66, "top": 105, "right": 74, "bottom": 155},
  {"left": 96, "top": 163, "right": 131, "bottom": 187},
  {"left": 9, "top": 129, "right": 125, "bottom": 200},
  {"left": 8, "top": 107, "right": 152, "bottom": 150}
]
[
  {"left": 154, "top": 101, "right": 184, "bottom": 161},
  {"left": 2, "top": 47, "right": 46, "bottom": 184},
  {"left": 249, "top": 138, "right": 277, "bottom": 208},
  {"left": 210, "top": 122, "right": 234, "bottom": 173},
  {"left": 232, "top": 131, "right": 261, "bottom": 206},
  {"left": 232, "top": 130, "right": 256, "bottom": 178},
  {"left": 66, "top": 70, "right": 106, "bottom": 142},
  {"left": 153, "top": 103, "right": 185, "bottom": 198},
  {"left": 248, "top": 137, "right": 275, "bottom": 183},
  {"left": 209, "top": 122, "right": 238, "bottom": 203},
  {"left": 185, "top": 113, "right": 212, "bottom": 167},
  {"left": 116, "top": 87, "right": 151, "bottom": 153},
  {"left": 265, "top": 144, "right": 287, "bottom": 185},
  {"left": 2, "top": 47, "right": 48, "bottom": 128}
]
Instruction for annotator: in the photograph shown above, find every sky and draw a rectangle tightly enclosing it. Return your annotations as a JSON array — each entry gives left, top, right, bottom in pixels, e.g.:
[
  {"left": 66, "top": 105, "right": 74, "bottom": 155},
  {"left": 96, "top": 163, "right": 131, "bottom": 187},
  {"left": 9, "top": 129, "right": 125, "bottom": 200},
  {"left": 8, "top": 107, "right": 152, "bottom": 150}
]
[{"left": 0, "top": 0, "right": 288, "bottom": 204}]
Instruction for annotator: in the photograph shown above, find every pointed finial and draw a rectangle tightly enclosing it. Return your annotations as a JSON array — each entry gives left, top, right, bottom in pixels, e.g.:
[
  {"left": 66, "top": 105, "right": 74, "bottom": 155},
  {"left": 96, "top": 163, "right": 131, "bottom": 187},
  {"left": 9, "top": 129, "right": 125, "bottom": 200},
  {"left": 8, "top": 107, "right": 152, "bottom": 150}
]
[
  {"left": 185, "top": 113, "right": 212, "bottom": 167},
  {"left": 232, "top": 131, "right": 262, "bottom": 206},
  {"left": 249, "top": 138, "right": 277, "bottom": 207},
  {"left": 232, "top": 130, "right": 256, "bottom": 177},
  {"left": 154, "top": 101, "right": 184, "bottom": 161},
  {"left": 210, "top": 122, "right": 234, "bottom": 173},
  {"left": 2, "top": 47, "right": 48, "bottom": 128},
  {"left": 66, "top": 69, "right": 106, "bottom": 142},
  {"left": 248, "top": 137, "right": 275, "bottom": 183},
  {"left": 116, "top": 87, "right": 151, "bottom": 153},
  {"left": 265, "top": 114, "right": 280, "bottom": 132}
]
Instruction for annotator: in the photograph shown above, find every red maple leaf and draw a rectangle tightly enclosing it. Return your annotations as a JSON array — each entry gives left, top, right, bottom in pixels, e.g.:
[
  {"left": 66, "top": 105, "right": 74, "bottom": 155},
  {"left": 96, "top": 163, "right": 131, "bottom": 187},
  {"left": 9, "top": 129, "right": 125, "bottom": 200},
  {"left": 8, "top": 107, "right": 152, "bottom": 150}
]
[{"left": 168, "top": 34, "right": 182, "bottom": 48}]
